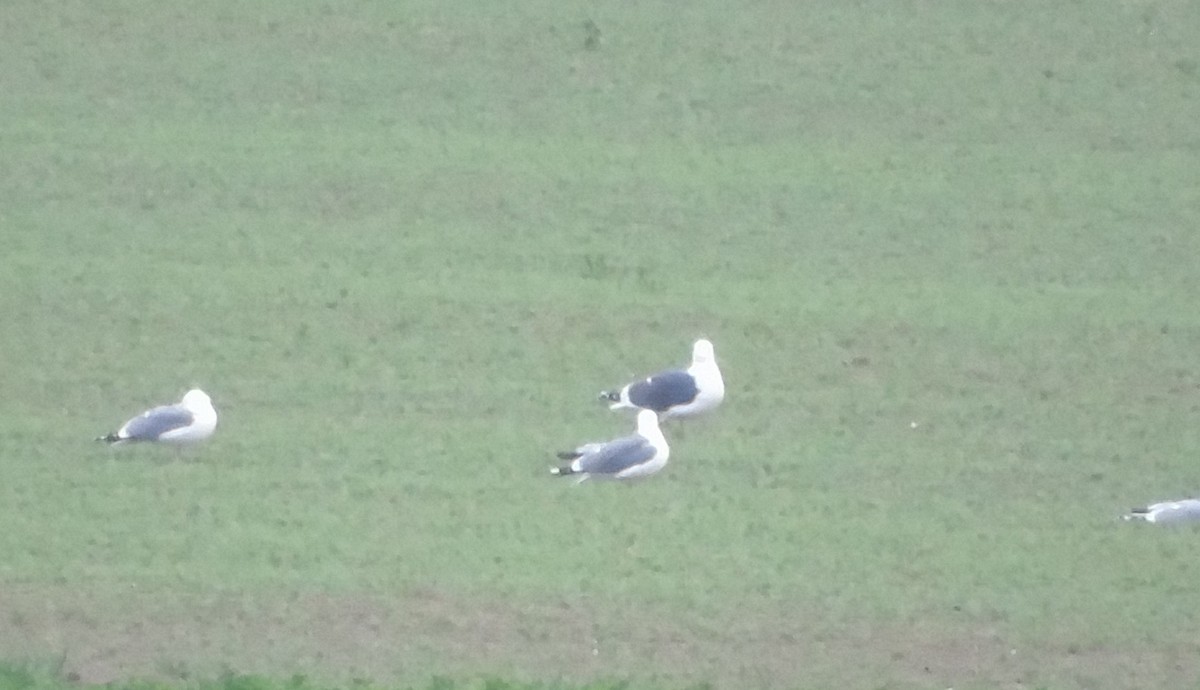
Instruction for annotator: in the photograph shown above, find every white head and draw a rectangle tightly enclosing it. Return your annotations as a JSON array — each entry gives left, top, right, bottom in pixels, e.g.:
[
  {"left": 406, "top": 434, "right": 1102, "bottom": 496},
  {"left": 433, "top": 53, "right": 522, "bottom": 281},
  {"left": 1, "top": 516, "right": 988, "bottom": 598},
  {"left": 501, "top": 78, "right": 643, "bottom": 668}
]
[
  {"left": 181, "top": 388, "right": 212, "bottom": 410},
  {"left": 691, "top": 339, "right": 716, "bottom": 364},
  {"left": 635, "top": 409, "right": 661, "bottom": 435}
]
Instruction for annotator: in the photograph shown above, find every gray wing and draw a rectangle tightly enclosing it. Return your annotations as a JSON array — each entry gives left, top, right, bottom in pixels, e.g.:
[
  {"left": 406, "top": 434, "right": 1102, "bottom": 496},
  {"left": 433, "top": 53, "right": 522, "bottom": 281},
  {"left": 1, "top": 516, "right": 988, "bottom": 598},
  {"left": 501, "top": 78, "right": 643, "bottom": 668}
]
[
  {"left": 121, "top": 404, "right": 194, "bottom": 440},
  {"left": 1143, "top": 499, "right": 1200, "bottom": 525},
  {"left": 627, "top": 370, "right": 699, "bottom": 412},
  {"left": 578, "top": 436, "right": 656, "bottom": 475}
]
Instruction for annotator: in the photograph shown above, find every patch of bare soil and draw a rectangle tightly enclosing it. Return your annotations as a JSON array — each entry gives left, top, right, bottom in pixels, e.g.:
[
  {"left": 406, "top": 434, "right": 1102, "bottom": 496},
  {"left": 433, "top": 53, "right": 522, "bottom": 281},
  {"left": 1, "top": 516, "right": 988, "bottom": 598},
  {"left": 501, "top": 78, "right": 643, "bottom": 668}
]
[{"left": 1, "top": 584, "right": 1196, "bottom": 689}]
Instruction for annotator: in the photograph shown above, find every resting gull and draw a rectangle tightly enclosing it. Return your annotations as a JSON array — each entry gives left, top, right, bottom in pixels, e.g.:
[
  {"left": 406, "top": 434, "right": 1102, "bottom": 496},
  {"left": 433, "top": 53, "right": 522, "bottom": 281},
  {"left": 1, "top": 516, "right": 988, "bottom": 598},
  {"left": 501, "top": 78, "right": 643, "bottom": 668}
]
[
  {"left": 1122, "top": 499, "right": 1200, "bottom": 525},
  {"left": 599, "top": 338, "right": 725, "bottom": 421},
  {"left": 97, "top": 388, "right": 218, "bottom": 445},
  {"left": 551, "top": 409, "right": 669, "bottom": 483}
]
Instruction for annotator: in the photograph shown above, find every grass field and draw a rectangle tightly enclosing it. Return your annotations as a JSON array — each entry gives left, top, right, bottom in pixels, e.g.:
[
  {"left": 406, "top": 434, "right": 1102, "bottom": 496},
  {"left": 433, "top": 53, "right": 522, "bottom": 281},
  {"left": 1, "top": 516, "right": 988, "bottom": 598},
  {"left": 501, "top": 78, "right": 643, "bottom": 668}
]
[{"left": 2, "top": 1, "right": 1200, "bottom": 688}]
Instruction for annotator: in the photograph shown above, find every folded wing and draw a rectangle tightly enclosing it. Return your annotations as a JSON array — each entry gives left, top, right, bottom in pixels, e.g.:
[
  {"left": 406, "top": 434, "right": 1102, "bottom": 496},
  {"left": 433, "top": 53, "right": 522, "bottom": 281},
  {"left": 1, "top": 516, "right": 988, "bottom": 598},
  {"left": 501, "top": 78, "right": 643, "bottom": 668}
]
[
  {"left": 576, "top": 436, "right": 656, "bottom": 475},
  {"left": 626, "top": 370, "right": 699, "bottom": 412},
  {"left": 121, "top": 404, "right": 195, "bottom": 441}
]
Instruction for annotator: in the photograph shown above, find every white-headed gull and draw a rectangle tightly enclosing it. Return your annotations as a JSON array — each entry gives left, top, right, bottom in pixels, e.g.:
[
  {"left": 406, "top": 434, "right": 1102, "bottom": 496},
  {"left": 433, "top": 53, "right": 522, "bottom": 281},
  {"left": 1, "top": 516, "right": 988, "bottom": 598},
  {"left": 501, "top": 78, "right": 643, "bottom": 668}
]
[
  {"left": 1123, "top": 499, "right": 1200, "bottom": 525},
  {"left": 551, "top": 409, "right": 669, "bottom": 483},
  {"left": 98, "top": 388, "right": 218, "bottom": 445},
  {"left": 599, "top": 339, "right": 725, "bottom": 420}
]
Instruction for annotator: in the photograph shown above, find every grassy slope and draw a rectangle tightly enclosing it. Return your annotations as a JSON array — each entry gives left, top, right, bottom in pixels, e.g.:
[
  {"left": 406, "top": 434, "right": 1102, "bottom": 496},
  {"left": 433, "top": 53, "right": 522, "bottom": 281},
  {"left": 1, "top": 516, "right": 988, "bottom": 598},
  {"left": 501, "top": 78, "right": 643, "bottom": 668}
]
[{"left": 1, "top": 1, "right": 1200, "bottom": 688}]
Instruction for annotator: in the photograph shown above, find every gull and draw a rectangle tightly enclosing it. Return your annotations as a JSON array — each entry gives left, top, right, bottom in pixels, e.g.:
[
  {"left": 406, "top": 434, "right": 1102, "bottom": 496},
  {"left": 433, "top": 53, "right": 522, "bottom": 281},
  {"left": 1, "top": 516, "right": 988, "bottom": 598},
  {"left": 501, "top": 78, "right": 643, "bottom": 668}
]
[
  {"left": 97, "top": 388, "right": 218, "bottom": 446},
  {"left": 551, "top": 409, "right": 669, "bottom": 483},
  {"left": 1122, "top": 499, "right": 1200, "bottom": 525},
  {"left": 599, "top": 338, "right": 725, "bottom": 421}
]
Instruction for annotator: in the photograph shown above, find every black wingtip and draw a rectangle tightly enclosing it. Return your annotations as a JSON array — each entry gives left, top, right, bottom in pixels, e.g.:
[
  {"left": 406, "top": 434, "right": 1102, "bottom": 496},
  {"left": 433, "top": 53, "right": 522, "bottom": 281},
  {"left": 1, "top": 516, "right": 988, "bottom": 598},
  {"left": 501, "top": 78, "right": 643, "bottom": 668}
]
[
  {"left": 556, "top": 450, "right": 582, "bottom": 460},
  {"left": 550, "top": 465, "right": 577, "bottom": 477},
  {"left": 96, "top": 433, "right": 120, "bottom": 444},
  {"left": 599, "top": 390, "right": 620, "bottom": 403}
]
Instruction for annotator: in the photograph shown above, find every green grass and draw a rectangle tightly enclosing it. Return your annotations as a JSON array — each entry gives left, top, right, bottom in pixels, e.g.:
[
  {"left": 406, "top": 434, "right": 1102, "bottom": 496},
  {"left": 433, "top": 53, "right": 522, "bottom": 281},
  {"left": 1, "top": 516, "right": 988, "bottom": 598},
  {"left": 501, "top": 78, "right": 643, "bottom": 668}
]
[
  {"left": 0, "top": 664, "right": 669, "bottom": 690},
  {"left": 2, "top": 0, "right": 1200, "bottom": 688}
]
